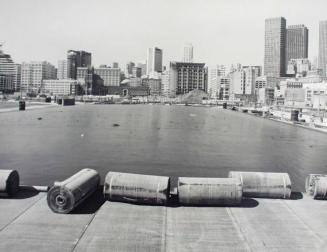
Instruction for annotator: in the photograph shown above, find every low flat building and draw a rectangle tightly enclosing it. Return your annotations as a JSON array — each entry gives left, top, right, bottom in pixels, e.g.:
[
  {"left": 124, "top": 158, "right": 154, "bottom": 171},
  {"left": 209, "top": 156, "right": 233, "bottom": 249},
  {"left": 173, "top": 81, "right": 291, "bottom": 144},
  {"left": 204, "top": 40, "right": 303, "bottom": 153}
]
[{"left": 42, "top": 79, "right": 81, "bottom": 96}]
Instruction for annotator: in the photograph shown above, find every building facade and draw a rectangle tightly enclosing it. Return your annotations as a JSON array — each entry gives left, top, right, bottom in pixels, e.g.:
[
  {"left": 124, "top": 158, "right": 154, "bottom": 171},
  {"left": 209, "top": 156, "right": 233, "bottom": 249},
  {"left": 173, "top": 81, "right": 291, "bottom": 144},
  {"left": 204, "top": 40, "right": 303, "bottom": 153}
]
[
  {"left": 319, "top": 21, "right": 327, "bottom": 77},
  {"left": 21, "top": 61, "right": 56, "bottom": 94},
  {"left": 0, "top": 46, "right": 21, "bottom": 91},
  {"left": 147, "top": 47, "right": 163, "bottom": 74},
  {"left": 0, "top": 74, "right": 14, "bottom": 93},
  {"left": 142, "top": 77, "right": 161, "bottom": 95},
  {"left": 183, "top": 43, "right": 193, "bottom": 63},
  {"left": 42, "top": 79, "right": 80, "bottom": 96},
  {"left": 94, "top": 66, "right": 121, "bottom": 86},
  {"left": 67, "top": 50, "right": 92, "bottom": 79},
  {"left": 286, "top": 25, "right": 309, "bottom": 65},
  {"left": 57, "top": 60, "right": 69, "bottom": 80},
  {"left": 264, "top": 17, "right": 287, "bottom": 77},
  {"left": 170, "top": 62, "right": 207, "bottom": 95}
]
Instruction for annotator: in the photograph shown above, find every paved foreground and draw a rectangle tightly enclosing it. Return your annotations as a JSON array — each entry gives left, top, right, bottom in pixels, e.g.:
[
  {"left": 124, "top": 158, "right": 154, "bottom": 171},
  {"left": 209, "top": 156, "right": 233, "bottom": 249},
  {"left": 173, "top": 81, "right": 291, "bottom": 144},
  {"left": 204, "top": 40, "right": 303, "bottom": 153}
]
[{"left": 0, "top": 191, "right": 327, "bottom": 251}]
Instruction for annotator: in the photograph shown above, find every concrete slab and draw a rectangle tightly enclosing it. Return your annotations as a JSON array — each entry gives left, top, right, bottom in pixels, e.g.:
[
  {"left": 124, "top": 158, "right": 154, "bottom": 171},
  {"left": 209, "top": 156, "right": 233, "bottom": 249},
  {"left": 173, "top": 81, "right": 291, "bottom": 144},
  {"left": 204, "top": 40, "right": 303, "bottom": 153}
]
[
  {"left": 74, "top": 202, "right": 166, "bottom": 252},
  {"left": 284, "top": 194, "right": 327, "bottom": 247},
  {"left": 0, "top": 196, "right": 95, "bottom": 252},
  {"left": 165, "top": 206, "right": 250, "bottom": 251},
  {"left": 230, "top": 198, "right": 324, "bottom": 251},
  {"left": 0, "top": 191, "right": 44, "bottom": 231}
]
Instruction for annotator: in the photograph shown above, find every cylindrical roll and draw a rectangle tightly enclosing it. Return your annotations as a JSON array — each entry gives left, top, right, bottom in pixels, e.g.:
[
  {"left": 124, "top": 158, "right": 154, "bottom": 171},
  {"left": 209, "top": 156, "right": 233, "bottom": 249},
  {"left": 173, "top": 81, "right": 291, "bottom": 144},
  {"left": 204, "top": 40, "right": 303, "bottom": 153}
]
[
  {"left": 47, "top": 168, "right": 100, "bottom": 214},
  {"left": 104, "top": 172, "right": 170, "bottom": 205},
  {"left": 178, "top": 177, "right": 242, "bottom": 206},
  {"left": 0, "top": 170, "right": 20, "bottom": 197},
  {"left": 228, "top": 171, "right": 291, "bottom": 199},
  {"left": 305, "top": 174, "right": 327, "bottom": 196},
  {"left": 313, "top": 177, "right": 327, "bottom": 199}
]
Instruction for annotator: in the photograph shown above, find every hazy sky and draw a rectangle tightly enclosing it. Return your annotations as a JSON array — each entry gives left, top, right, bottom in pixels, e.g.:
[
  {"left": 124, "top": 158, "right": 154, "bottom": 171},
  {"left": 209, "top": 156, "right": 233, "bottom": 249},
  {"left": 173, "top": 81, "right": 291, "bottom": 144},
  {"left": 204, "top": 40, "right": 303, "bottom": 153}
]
[{"left": 1, "top": 0, "right": 327, "bottom": 69}]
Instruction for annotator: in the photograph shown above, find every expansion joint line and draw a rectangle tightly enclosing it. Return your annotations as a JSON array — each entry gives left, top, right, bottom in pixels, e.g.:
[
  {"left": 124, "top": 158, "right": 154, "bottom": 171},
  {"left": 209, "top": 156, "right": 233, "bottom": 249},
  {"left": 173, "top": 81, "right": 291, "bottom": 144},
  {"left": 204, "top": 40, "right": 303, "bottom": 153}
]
[
  {"left": 226, "top": 207, "right": 253, "bottom": 252},
  {"left": 161, "top": 206, "right": 168, "bottom": 252},
  {"left": 71, "top": 212, "right": 97, "bottom": 252},
  {"left": 0, "top": 194, "right": 45, "bottom": 233}
]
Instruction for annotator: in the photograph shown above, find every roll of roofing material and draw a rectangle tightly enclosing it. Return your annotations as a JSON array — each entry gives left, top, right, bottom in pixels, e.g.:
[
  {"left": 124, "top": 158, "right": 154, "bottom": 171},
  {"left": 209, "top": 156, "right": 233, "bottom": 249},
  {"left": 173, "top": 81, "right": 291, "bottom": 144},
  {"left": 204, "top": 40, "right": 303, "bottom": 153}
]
[
  {"left": 47, "top": 168, "right": 100, "bottom": 214},
  {"left": 0, "top": 169, "right": 20, "bottom": 197},
  {"left": 305, "top": 174, "right": 327, "bottom": 196},
  {"left": 178, "top": 177, "right": 242, "bottom": 206},
  {"left": 313, "top": 177, "right": 327, "bottom": 199},
  {"left": 228, "top": 171, "right": 291, "bottom": 199},
  {"left": 104, "top": 172, "right": 170, "bottom": 205}
]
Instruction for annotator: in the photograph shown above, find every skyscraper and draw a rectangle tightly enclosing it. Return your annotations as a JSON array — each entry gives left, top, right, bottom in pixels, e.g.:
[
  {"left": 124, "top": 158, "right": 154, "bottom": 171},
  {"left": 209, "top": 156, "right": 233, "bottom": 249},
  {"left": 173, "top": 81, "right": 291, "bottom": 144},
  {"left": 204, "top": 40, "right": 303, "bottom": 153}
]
[
  {"left": 264, "top": 17, "right": 287, "bottom": 77},
  {"left": 286, "top": 25, "right": 308, "bottom": 64},
  {"left": 183, "top": 43, "right": 193, "bottom": 63},
  {"left": 67, "top": 50, "right": 92, "bottom": 79},
  {"left": 318, "top": 20, "right": 327, "bottom": 77},
  {"left": 147, "top": 47, "right": 163, "bottom": 74}
]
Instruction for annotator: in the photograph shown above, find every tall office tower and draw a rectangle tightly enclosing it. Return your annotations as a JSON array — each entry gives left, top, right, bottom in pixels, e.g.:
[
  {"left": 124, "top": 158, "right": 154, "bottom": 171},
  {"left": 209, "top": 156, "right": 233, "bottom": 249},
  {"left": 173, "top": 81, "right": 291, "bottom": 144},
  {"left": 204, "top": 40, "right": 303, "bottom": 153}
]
[
  {"left": 170, "top": 62, "right": 207, "bottom": 95},
  {"left": 147, "top": 47, "right": 163, "bottom": 74},
  {"left": 94, "top": 66, "right": 121, "bottom": 86},
  {"left": 318, "top": 20, "right": 327, "bottom": 76},
  {"left": 286, "top": 25, "right": 308, "bottom": 65},
  {"left": 67, "top": 50, "right": 92, "bottom": 79},
  {"left": 0, "top": 45, "right": 21, "bottom": 91},
  {"left": 125, "top": 62, "right": 135, "bottom": 78},
  {"left": 264, "top": 17, "right": 287, "bottom": 77},
  {"left": 57, "top": 60, "right": 69, "bottom": 79},
  {"left": 183, "top": 43, "right": 193, "bottom": 63},
  {"left": 21, "top": 61, "right": 56, "bottom": 93}
]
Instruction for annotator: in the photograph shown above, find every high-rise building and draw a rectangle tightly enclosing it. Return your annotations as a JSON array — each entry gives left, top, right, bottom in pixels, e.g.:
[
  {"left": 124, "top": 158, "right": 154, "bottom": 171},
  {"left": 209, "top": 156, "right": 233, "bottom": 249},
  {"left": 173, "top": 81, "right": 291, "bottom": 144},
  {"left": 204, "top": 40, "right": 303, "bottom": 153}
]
[
  {"left": 318, "top": 20, "right": 327, "bottom": 77},
  {"left": 21, "top": 61, "right": 56, "bottom": 93},
  {"left": 286, "top": 25, "right": 309, "bottom": 65},
  {"left": 112, "top": 62, "right": 119, "bottom": 68},
  {"left": 170, "top": 62, "right": 207, "bottom": 95},
  {"left": 147, "top": 47, "right": 163, "bottom": 74},
  {"left": 67, "top": 50, "right": 91, "bottom": 79},
  {"left": 264, "top": 17, "right": 287, "bottom": 77},
  {"left": 183, "top": 43, "right": 193, "bottom": 63},
  {"left": 94, "top": 66, "right": 121, "bottom": 86},
  {"left": 57, "top": 60, "right": 69, "bottom": 80},
  {"left": 0, "top": 45, "right": 21, "bottom": 91},
  {"left": 125, "top": 62, "right": 135, "bottom": 78}
]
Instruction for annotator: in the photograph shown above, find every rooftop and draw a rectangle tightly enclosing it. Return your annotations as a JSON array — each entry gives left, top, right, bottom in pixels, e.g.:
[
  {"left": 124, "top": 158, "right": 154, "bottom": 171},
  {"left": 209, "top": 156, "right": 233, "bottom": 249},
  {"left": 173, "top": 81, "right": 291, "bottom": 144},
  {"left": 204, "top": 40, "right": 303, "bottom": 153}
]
[{"left": 1, "top": 190, "right": 327, "bottom": 251}]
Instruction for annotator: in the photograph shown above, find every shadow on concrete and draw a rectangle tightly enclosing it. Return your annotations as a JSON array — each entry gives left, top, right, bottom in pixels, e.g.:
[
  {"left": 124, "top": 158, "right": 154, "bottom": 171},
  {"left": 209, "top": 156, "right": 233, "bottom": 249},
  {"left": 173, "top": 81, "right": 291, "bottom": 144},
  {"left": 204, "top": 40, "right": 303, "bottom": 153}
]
[
  {"left": 290, "top": 191, "right": 303, "bottom": 200},
  {"left": 71, "top": 188, "right": 105, "bottom": 215},
  {"left": 166, "top": 195, "right": 259, "bottom": 208},
  {"left": 0, "top": 189, "right": 40, "bottom": 199}
]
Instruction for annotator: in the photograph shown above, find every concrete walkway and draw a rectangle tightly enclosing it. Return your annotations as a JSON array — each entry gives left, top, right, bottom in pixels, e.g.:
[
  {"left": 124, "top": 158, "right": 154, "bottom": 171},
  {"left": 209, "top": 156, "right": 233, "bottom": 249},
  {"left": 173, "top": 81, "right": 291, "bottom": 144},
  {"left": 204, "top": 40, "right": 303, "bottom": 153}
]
[{"left": 0, "top": 191, "right": 327, "bottom": 251}]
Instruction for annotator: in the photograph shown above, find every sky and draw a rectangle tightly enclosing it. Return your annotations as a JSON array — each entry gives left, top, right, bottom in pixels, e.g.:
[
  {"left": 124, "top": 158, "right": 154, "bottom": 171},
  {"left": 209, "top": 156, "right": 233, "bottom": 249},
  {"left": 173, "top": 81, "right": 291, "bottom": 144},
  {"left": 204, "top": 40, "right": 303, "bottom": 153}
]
[{"left": 1, "top": 0, "right": 327, "bottom": 69}]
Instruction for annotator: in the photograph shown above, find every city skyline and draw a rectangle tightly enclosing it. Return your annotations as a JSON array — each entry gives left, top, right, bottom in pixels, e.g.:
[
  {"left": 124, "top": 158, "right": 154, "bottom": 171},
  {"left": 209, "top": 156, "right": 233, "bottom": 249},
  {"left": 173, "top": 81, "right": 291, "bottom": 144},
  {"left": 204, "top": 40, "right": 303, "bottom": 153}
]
[{"left": 1, "top": 0, "right": 327, "bottom": 68}]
